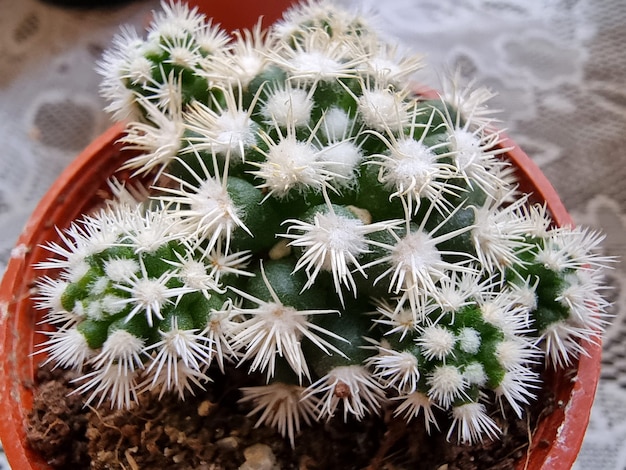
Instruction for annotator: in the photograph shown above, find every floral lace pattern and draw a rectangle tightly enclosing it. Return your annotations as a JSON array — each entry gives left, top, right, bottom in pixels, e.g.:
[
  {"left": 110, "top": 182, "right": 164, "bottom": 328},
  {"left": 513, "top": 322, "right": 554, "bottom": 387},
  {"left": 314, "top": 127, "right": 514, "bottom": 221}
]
[{"left": 0, "top": 0, "right": 624, "bottom": 467}]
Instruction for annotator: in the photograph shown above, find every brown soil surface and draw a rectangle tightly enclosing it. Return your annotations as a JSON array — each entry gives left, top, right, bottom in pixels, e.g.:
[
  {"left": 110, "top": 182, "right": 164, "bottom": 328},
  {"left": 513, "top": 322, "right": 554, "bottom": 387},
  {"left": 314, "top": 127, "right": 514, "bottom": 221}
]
[{"left": 26, "top": 364, "right": 555, "bottom": 470}]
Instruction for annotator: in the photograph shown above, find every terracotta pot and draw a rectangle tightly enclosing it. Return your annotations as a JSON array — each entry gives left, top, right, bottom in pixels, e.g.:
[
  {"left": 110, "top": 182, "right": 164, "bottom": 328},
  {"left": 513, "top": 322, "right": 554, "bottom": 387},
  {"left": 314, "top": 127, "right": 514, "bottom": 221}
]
[
  {"left": 0, "top": 121, "right": 602, "bottom": 469},
  {"left": 189, "top": 0, "right": 296, "bottom": 32}
]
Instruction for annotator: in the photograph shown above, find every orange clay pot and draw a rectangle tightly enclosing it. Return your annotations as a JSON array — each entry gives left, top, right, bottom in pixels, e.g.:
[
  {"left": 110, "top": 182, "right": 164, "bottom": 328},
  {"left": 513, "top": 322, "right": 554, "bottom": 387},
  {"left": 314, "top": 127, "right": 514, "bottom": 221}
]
[
  {"left": 189, "top": 0, "right": 296, "bottom": 32},
  {"left": 0, "top": 123, "right": 602, "bottom": 470}
]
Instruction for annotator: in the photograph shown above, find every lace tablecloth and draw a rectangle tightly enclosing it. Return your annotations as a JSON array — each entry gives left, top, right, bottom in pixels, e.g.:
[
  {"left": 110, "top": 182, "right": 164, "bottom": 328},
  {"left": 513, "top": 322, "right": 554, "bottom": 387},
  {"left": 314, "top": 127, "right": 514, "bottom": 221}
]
[{"left": 1, "top": 0, "right": 624, "bottom": 468}]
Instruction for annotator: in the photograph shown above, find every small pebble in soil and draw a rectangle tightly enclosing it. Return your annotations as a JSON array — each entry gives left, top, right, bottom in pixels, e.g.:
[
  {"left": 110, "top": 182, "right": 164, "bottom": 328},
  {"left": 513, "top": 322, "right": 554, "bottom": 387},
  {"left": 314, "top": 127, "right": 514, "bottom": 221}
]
[
  {"left": 240, "top": 443, "right": 278, "bottom": 470},
  {"left": 198, "top": 400, "right": 215, "bottom": 417},
  {"left": 216, "top": 436, "right": 240, "bottom": 451}
]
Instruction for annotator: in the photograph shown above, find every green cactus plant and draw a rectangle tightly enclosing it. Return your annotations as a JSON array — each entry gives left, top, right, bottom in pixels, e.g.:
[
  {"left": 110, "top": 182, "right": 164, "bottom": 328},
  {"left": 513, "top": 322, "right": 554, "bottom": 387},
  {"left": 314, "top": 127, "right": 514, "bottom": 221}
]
[{"left": 35, "top": 0, "right": 613, "bottom": 448}]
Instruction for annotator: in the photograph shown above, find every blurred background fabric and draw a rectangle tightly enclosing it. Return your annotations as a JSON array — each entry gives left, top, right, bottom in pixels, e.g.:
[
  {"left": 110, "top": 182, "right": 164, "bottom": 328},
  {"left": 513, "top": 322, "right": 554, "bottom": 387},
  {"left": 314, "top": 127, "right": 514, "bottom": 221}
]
[{"left": 0, "top": 0, "right": 624, "bottom": 468}]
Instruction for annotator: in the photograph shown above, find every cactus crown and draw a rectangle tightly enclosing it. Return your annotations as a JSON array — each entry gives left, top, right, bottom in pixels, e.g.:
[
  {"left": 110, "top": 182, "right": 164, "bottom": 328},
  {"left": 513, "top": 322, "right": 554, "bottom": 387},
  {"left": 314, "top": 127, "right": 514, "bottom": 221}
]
[{"left": 36, "top": 0, "right": 613, "bottom": 446}]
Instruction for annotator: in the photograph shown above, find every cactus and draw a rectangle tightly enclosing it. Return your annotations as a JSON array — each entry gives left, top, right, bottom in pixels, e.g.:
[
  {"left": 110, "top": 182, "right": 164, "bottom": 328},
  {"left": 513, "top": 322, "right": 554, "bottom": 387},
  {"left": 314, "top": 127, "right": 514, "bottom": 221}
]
[{"left": 35, "top": 0, "right": 613, "bottom": 446}]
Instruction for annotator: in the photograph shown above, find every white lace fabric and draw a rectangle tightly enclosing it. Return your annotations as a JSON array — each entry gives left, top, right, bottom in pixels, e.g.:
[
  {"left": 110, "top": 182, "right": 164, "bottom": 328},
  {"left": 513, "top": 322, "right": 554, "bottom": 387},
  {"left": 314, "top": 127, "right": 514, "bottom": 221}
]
[{"left": 0, "top": 0, "right": 625, "bottom": 468}]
